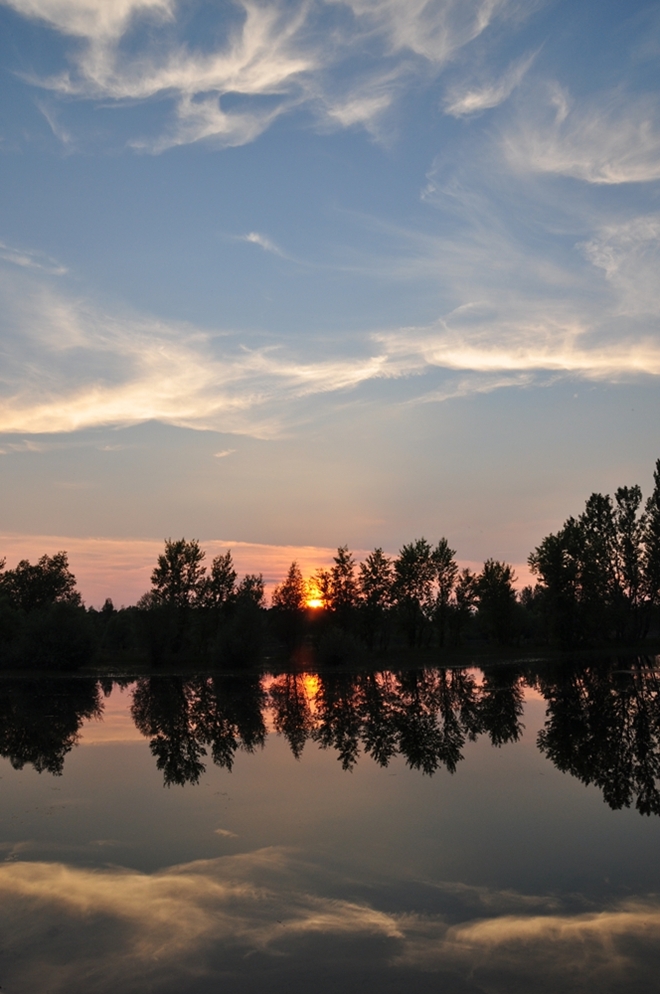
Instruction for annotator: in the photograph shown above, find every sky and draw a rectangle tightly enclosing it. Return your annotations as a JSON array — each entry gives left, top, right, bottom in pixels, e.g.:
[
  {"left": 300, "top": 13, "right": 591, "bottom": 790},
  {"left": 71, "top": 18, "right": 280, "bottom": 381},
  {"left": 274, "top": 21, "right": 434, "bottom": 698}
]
[{"left": 1, "top": 0, "right": 660, "bottom": 603}]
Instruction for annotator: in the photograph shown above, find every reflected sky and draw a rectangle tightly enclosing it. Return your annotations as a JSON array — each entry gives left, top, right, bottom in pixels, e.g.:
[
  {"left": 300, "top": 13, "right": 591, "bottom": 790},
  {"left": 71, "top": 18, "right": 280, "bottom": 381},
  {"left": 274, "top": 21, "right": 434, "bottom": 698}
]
[{"left": 0, "top": 661, "right": 659, "bottom": 992}]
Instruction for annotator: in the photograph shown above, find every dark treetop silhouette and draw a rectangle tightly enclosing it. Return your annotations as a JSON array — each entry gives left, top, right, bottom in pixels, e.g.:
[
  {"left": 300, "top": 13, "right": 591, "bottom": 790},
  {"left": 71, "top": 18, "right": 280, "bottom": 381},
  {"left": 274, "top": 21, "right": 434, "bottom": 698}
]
[{"left": 2, "top": 457, "right": 660, "bottom": 668}]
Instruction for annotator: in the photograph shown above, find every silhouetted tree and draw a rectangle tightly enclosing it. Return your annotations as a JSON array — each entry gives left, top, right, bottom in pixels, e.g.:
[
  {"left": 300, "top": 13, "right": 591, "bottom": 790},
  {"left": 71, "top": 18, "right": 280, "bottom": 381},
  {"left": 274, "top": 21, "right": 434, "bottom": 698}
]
[
  {"left": 271, "top": 561, "right": 306, "bottom": 649},
  {"left": 612, "top": 485, "right": 646, "bottom": 639},
  {"left": 272, "top": 561, "right": 305, "bottom": 612},
  {"left": 530, "top": 471, "right": 656, "bottom": 646},
  {"left": 150, "top": 538, "right": 206, "bottom": 607},
  {"left": 475, "top": 560, "right": 518, "bottom": 644},
  {"left": 0, "top": 552, "right": 81, "bottom": 611},
  {"left": 449, "top": 568, "right": 478, "bottom": 645},
  {"left": 358, "top": 548, "right": 393, "bottom": 651},
  {"left": 529, "top": 520, "right": 583, "bottom": 646},
  {"left": 214, "top": 573, "right": 266, "bottom": 666},
  {"left": 432, "top": 538, "right": 459, "bottom": 648},
  {"left": 393, "top": 538, "right": 436, "bottom": 647},
  {"left": 138, "top": 539, "right": 207, "bottom": 661},
  {"left": 201, "top": 551, "right": 237, "bottom": 609},
  {"left": 643, "top": 459, "right": 660, "bottom": 622},
  {"left": 0, "top": 553, "right": 93, "bottom": 669},
  {"left": 329, "top": 546, "right": 360, "bottom": 626}
]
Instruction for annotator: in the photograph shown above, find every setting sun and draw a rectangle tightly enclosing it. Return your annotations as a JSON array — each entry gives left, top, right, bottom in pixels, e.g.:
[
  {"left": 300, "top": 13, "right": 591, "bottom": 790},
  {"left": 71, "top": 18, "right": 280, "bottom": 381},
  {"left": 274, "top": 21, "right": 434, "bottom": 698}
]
[{"left": 305, "top": 577, "right": 325, "bottom": 610}]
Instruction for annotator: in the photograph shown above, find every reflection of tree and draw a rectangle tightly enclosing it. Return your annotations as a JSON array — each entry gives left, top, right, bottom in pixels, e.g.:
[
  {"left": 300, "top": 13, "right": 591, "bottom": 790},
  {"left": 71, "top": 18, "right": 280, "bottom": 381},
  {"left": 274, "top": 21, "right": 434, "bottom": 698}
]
[
  {"left": 312, "top": 672, "right": 363, "bottom": 771},
  {"left": 480, "top": 667, "right": 525, "bottom": 747},
  {"left": 195, "top": 675, "right": 265, "bottom": 770},
  {"left": 132, "top": 677, "right": 206, "bottom": 786},
  {"left": 131, "top": 675, "right": 265, "bottom": 786},
  {"left": 536, "top": 660, "right": 660, "bottom": 815},
  {"left": 302, "top": 668, "right": 525, "bottom": 775},
  {"left": 3, "top": 661, "right": 654, "bottom": 815},
  {"left": 269, "top": 674, "right": 315, "bottom": 759},
  {"left": 0, "top": 679, "right": 101, "bottom": 774},
  {"left": 300, "top": 669, "right": 488, "bottom": 775},
  {"left": 359, "top": 671, "right": 398, "bottom": 767},
  {"left": 395, "top": 670, "right": 464, "bottom": 774}
]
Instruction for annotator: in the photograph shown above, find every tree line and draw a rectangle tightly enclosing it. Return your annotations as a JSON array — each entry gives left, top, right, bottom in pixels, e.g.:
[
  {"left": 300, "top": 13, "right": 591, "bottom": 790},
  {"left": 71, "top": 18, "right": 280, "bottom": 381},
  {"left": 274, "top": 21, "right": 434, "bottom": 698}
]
[
  {"left": 0, "top": 659, "right": 659, "bottom": 816},
  {"left": 1, "top": 458, "right": 660, "bottom": 668}
]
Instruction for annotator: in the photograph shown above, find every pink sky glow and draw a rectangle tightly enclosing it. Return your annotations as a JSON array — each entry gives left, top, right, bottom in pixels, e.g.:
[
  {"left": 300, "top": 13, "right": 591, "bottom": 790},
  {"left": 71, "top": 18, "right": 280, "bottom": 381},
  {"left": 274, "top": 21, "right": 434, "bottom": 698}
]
[{"left": 0, "top": 534, "right": 536, "bottom": 608}]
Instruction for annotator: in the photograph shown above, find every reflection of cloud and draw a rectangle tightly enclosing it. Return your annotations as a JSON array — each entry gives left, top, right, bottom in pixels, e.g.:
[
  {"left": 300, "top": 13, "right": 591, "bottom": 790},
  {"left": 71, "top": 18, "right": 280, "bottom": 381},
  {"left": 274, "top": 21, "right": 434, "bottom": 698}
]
[
  {"left": 0, "top": 852, "right": 658, "bottom": 993},
  {"left": 444, "top": 51, "right": 536, "bottom": 117},
  {"left": 399, "top": 902, "right": 660, "bottom": 987},
  {"left": 8, "top": 0, "right": 513, "bottom": 150}
]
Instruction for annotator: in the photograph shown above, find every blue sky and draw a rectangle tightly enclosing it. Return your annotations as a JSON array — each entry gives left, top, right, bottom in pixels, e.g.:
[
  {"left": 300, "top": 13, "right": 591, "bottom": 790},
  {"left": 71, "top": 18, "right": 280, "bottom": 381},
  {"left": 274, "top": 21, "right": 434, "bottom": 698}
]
[{"left": 1, "top": 0, "right": 660, "bottom": 596}]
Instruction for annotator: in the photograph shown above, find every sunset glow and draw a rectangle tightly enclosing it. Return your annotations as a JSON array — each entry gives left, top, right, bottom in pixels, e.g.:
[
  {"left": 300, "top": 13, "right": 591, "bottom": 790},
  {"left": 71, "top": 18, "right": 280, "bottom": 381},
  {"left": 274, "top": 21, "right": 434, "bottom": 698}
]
[{"left": 305, "top": 577, "right": 326, "bottom": 610}]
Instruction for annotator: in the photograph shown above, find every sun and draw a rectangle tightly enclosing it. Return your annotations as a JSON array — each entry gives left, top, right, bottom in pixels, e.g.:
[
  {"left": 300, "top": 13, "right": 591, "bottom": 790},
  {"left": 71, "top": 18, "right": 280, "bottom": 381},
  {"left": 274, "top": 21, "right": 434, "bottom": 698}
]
[{"left": 305, "top": 577, "right": 325, "bottom": 610}]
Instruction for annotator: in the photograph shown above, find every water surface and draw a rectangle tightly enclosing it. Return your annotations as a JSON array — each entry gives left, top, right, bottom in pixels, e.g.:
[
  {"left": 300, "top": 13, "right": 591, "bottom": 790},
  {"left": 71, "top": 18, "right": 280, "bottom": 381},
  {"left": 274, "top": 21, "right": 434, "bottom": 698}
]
[{"left": 0, "top": 660, "right": 659, "bottom": 992}]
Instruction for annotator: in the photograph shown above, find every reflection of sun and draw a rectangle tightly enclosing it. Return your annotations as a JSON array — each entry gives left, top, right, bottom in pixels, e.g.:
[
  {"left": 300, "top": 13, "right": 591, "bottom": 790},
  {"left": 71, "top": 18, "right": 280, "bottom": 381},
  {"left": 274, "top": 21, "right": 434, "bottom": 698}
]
[
  {"left": 305, "top": 577, "right": 325, "bottom": 610},
  {"left": 302, "top": 674, "right": 319, "bottom": 700}
]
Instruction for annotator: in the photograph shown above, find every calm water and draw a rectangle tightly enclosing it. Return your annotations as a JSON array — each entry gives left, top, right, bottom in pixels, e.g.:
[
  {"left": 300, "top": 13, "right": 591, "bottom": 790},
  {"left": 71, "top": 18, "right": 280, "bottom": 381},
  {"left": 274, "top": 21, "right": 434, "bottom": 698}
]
[{"left": 1, "top": 660, "right": 659, "bottom": 993}]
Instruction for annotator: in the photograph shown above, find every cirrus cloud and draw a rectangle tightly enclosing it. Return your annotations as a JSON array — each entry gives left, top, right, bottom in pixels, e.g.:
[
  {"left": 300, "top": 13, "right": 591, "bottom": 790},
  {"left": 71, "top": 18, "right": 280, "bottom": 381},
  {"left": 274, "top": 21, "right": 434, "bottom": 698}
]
[
  {"left": 3, "top": 0, "right": 516, "bottom": 150},
  {"left": 504, "top": 85, "right": 660, "bottom": 184}
]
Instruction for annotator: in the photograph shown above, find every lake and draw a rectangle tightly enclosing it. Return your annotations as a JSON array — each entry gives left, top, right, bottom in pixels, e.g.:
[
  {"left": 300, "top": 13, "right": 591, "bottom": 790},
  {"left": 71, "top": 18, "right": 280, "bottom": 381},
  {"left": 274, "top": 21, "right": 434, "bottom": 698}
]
[{"left": 0, "top": 658, "right": 659, "bottom": 993}]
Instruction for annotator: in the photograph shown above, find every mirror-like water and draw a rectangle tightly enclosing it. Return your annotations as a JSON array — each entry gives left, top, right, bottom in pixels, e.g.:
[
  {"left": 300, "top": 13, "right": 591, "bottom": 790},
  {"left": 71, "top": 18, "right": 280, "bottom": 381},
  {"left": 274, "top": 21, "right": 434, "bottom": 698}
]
[{"left": 1, "top": 659, "right": 659, "bottom": 993}]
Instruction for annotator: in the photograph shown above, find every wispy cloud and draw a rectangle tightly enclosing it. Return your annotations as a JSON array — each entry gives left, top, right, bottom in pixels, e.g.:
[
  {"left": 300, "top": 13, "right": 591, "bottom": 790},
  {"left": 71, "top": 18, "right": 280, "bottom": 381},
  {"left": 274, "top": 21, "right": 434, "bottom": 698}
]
[
  {"left": 504, "top": 85, "right": 660, "bottom": 183},
  {"left": 0, "top": 239, "right": 67, "bottom": 275},
  {"left": 5, "top": 0, "right": 515, "bottom": 150},
  {"left": 581, "top": 215, "right": 660, "bottom": 314},
  {"left": 334, "top": 0, "right": 509, "bottom": 63},
  {"left": 0, "top": 267, "right": 398, "bottom": 435},
  {"left": 444, "top": 50, "right": 537, "bottom": 117},
  {"left": 3, "top": 0, "right": 174, "bottom": 40},
  {"left": 379, "top": 318, "right": 660, "bottom": 381},
  {"left": 0, "top": 439, "right": 48, "bottom": 455},
  {"left": 2, "top": 250, "right": 659, "bottom": 440},
  {"left": 241, "top": 231, "right": 285, "bottom": 256}
]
